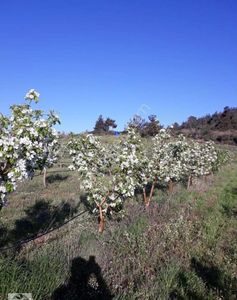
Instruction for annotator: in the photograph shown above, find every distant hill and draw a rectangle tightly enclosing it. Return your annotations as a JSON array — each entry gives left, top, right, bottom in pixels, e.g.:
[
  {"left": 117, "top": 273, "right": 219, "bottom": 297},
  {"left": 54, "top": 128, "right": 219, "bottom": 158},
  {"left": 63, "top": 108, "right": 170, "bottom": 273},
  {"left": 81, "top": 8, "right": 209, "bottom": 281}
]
[{"left": 175, "top": 106, "right": 237, "bottom": 145}]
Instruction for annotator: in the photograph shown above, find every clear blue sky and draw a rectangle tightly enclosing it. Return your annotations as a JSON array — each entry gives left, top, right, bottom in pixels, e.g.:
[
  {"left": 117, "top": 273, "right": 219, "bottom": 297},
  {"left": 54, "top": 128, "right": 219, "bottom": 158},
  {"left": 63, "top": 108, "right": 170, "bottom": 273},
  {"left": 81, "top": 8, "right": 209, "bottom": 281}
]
[{"left": 0, "top": 0, "right": 236, "bottom": 132}]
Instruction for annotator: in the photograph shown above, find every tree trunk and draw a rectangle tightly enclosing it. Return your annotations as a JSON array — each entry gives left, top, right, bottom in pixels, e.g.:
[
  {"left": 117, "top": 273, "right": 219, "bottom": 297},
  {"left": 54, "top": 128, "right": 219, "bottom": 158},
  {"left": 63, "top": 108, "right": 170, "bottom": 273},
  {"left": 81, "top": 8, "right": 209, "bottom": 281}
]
[
  {"left": 187, "top": 175, "right": 193, "bottom": 190},
  {"left": 143, "top": 187, "right": 147, "bottom": 206},
  {"left": 43, "top": 167, "right": 47, "bottom": 188},
  {"left": 146, "top": 181, "right": 156, "bottom": 207},
  {"left": 96, "top": 194, "right": 109, "bottom": 233},
  {"left": 98, "top": 205, "right": 105, "bottom": 233},
  {"left": 168, "top": 179, "right": 174, "bottom": 193}
]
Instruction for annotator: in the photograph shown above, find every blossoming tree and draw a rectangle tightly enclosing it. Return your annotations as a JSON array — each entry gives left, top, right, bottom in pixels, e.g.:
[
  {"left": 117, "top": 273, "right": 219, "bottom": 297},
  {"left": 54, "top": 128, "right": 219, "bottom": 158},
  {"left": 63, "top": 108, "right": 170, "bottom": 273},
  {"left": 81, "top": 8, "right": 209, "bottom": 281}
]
[
  {"left": 68, "top": 128, "right": 142, "bottom": 232},
  {"left": 0, "top": 89, "right": 60, "bottom": 208}
]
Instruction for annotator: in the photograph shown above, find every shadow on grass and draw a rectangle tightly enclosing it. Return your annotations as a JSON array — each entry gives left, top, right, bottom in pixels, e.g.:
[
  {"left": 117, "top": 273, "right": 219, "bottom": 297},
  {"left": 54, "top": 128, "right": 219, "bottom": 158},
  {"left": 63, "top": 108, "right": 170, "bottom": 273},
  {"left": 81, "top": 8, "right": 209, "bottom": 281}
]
[
  {"left": 7, "top": 199, "right": 78, "bottom": 246},
  {"left": 169, "top": 271, "right": 204, "bottom": 300},
  {"left": 170, "top": 257, "right": 237, "bottom": 300},
  {"left": 221, "top": 203, "right": 237, "bottom": 218},
  {"left": 133, "top": 182, "right": 168, "bottom": 203},
  {"left": 34, "top": 169, "right": 72, "bottom": 177},
  {"left": 191, "top": 258, "right": 237, "bottom": 299},
  {"left": 0, "top": 223, "right": 8, "bottom": 248},
  {"left": 231, "top": 187, "right": 237, "bottom": 195},
  {"left": 52, "top": 255, "right": 113, "bottom": 300},
  {"left": 221, "top": 187, "right": 237, "bottom": 218},
  {"left": 80, "top": 194, "right": 94, "bottom": 214},
  {"left": 46, "top": 174, "right": 69, "bottom": 184}
]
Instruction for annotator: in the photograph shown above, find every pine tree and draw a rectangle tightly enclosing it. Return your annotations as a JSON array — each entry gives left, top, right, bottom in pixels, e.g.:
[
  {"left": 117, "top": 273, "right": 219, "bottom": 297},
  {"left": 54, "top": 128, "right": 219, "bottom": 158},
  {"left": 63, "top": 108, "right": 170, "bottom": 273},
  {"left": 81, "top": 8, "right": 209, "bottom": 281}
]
[{"left": 94, "top": 115, "right": 105, "bottom": 133}]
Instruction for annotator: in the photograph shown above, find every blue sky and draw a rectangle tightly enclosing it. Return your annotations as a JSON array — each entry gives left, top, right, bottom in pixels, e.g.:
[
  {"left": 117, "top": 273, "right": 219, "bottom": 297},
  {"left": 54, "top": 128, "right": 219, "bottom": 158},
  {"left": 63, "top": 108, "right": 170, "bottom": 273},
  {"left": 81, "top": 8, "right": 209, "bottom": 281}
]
[{"left": 0, "top": 0, "right": 236, "bottom": 132}]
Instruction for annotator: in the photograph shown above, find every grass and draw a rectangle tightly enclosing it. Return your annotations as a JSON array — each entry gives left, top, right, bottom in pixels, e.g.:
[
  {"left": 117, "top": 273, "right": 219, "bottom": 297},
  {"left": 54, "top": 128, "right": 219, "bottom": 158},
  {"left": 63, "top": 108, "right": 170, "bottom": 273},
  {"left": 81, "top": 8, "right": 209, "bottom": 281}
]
[
  {"left": 0, "top": 148, "right": 237, "bottom": 299},
  {"left": 0, "top": 251, "right": 67, "bottom": 299}
]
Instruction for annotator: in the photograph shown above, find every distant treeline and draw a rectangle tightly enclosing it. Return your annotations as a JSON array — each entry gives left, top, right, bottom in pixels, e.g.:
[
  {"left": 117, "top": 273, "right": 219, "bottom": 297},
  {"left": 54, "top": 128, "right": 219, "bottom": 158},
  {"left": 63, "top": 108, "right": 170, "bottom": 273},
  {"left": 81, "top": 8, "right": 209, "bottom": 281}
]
[
  {"left": 175, "top": 106, "right": 237, "bottom": 144},
  {"left": 59, "top": 107, "right": 237, "bottom": 144},
  {"left": 92, "top": 114, "right": 162, "bottom": 137}
]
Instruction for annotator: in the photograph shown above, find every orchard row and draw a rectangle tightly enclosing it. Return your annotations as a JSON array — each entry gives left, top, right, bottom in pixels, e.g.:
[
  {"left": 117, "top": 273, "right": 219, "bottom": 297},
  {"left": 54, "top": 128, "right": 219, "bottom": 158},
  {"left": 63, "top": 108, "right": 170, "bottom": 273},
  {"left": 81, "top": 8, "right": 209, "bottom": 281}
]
[
  {"left": 0, "top": 91, "right": 229, "bottom": 233},
  {"left": 68, "top": 125, "right": 229, "bottom": 232}
]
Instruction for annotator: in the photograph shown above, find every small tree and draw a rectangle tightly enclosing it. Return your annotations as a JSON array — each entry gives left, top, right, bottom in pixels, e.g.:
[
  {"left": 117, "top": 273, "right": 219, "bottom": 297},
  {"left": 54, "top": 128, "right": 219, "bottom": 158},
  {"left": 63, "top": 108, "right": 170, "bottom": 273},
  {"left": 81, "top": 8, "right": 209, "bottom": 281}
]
[
  {"left": 128, "top": 115, "right": 145, "bottom": 130},
  {"left": 104, "top": 118, "right": 117, "bottom": 132},
  {"left": 94, "top": 115, "right": 117, "bottom": 134},
  {"left": 94, "top": 115, "right": 105, "bottom": 133},
  {"left": 68, "top": 130, "right": 140, "bottom": 232},
  {"left": 0, "top": 89, "right": 60, "bottom": 208},
  {"left": 142, "top": 114, "right": 161, "bottom": 137}
]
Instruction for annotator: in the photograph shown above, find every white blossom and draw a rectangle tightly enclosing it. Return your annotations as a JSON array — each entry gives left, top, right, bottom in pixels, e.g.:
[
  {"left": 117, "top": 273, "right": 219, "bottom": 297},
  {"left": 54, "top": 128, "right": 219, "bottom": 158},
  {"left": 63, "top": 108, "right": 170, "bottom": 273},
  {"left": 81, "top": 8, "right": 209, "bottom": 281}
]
[{"left": 0, "top": 90, "right": 60, "bottom": 207}]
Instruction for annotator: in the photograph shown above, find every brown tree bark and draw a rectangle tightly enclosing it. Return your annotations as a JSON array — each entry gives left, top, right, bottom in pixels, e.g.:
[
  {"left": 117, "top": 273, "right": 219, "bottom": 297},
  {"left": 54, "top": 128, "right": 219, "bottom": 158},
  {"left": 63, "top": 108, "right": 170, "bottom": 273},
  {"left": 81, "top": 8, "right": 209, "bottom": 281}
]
[
  {"left": 146, "top": 182, "right": 155, "bottom": 207},
  {"left": 98, "top": 205, "right": 105, "bottom": 233},
  {"left": 96, "top": 195, "right": 108, "bottom": 233},
  {"left": 43, "top": 167, "right": 47, "bottom": 188},
  {"left": 143, "top": 187, "right": 147, "bottom": 205},
  {"left": 168, "top": 179, "right": 174, "bottom": 193},
  {"left": 187, "top": 175, "right": 193, "bottom": 189}
]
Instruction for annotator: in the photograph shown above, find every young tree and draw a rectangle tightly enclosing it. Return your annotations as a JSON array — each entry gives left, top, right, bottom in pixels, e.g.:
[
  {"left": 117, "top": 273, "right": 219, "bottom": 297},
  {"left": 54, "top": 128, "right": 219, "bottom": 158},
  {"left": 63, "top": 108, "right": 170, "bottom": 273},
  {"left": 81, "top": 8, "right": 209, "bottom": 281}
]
[
  {"left": 0, "top": 89, "right": 60, "bottom": 208},
  {"left": 68, "top": 129, "right": 139, "bottom": 232},
  {"left": 33, "top": 114, "right": 60, "bottom": 188}
]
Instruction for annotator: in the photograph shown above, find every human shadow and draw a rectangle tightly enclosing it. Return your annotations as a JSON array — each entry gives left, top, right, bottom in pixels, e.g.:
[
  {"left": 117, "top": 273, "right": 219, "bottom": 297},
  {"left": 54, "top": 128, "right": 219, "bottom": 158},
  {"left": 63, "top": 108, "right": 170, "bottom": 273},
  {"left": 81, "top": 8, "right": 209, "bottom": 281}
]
[
  {"left": 52, "top": 256, "right": 113, "bottom": 300},
  {"left": 9, "top": 199, "right": 78, "bottom": 245}
]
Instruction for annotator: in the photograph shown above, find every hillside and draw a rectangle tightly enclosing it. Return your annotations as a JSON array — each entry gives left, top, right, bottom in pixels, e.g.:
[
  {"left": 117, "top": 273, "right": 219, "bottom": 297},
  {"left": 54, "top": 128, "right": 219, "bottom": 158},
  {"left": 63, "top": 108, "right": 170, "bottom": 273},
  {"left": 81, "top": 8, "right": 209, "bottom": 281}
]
[{"left": 176, "top": 107, "right": 237, "bottom": 144}]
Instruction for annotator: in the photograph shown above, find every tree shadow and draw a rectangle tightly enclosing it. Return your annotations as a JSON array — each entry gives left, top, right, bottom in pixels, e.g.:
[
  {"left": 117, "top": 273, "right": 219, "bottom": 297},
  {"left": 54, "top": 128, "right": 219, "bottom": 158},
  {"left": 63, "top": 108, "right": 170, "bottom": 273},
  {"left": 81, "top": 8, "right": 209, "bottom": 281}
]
[
  {"left": 221, "top": 203, "right": 237, "bottom": 218},
  {"left": 170, "top": 258, "right": 237, "bottom": 299},
  {"left": 180, "top": 177, "right": 190, "bottom": 189},
  {"left": 134, "top": 182, "right": 167, "bottom": 202},
  {"left": 230, "top": 187, "right": 237, "bottom": 195},
  {"left": 169, "top": 271, "right": 204, "bottom": 300},
  {"left": 9, "top": 199, "right": 78, "bottom": 245},
  {"left": 52, "top": 255, "right": 113, "bottom": 300},
  {"left": 0, "top": 223, "right": 8, "bottom": 248},
  {"left": 191, "top": 257, "right": 237, "bottom": 299},
  {"left": 80, "top": 194, "right": 94, "bottom": 214},
  {"left": 34, "top": 169, "right": 71, "bottom": 177},
  {"left": 46, "top": 174, "right": 69, "bottom": 184}
]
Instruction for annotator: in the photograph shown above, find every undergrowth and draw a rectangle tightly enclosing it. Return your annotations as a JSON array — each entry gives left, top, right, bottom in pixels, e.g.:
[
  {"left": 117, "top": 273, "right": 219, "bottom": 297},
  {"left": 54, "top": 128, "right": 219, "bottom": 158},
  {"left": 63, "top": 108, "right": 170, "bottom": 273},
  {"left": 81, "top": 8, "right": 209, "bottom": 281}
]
[{"left": 0, "top": 153, "right": 236, "bottom": 299}]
